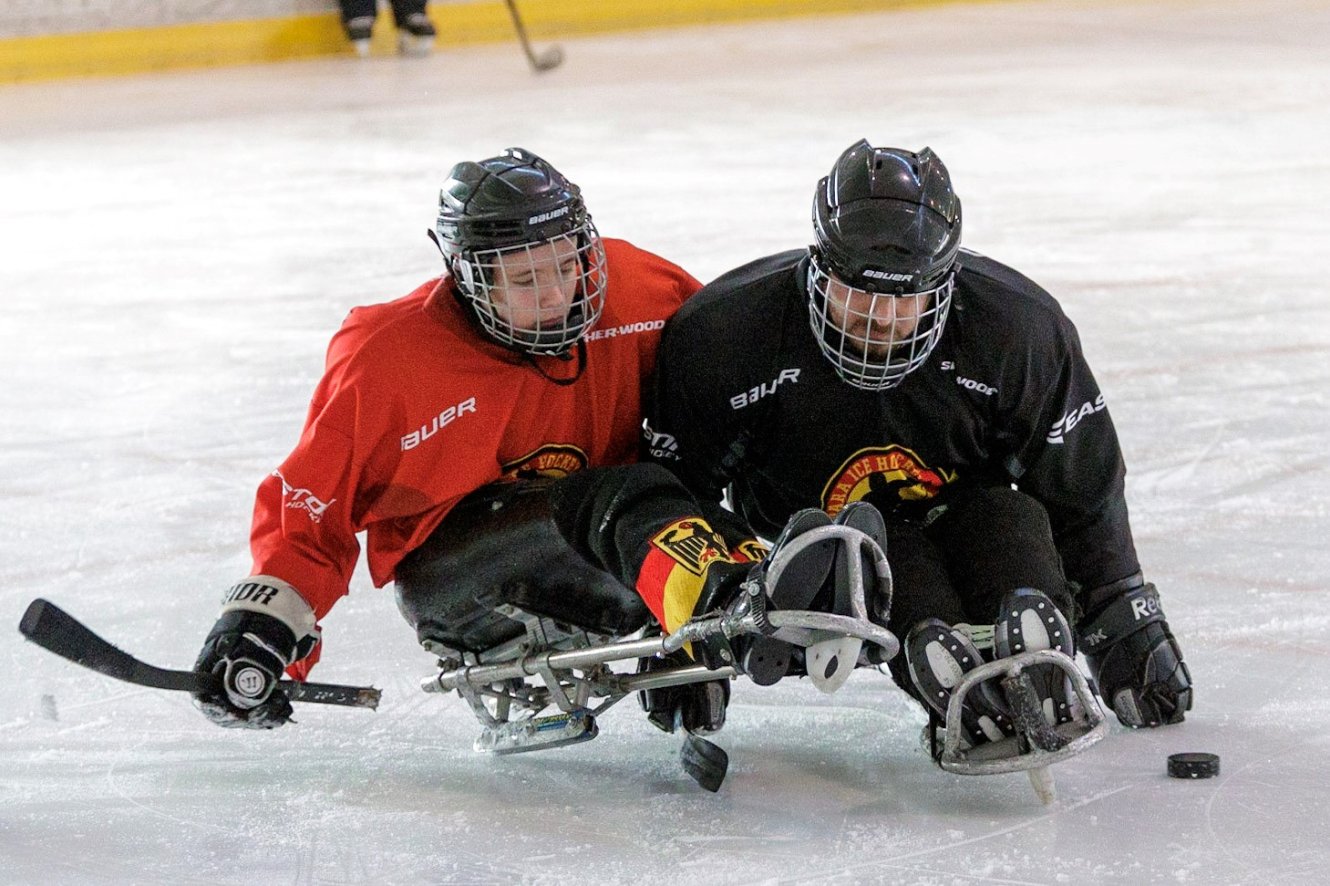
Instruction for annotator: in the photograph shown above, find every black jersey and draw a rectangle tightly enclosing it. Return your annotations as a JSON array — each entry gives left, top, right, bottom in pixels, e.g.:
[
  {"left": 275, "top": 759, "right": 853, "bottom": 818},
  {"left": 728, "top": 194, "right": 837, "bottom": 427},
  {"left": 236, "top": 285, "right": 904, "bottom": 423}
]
[{"left": 646, "top": 248, "right": 1140, "bottom": 594}]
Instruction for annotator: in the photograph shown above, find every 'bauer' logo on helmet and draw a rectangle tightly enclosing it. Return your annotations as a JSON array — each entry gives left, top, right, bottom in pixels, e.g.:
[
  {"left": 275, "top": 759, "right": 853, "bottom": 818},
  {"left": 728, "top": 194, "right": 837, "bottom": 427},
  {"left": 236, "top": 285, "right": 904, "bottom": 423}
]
[
  {"left": 528, "top": 205, "right": 571, "bottom": 225},
  {"left": 862, "top": 269, "right": 914, "bottom": 283}
]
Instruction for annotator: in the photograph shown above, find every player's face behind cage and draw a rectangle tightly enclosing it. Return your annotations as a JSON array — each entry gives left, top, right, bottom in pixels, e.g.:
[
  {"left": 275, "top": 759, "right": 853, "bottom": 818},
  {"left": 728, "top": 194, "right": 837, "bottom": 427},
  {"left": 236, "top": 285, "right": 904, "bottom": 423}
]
[
  {"left": 806, "top": 252, "right": 954, "bottom": 391},
  {"left": 460, "top": 227, "right": 608, "bottom": 355}
]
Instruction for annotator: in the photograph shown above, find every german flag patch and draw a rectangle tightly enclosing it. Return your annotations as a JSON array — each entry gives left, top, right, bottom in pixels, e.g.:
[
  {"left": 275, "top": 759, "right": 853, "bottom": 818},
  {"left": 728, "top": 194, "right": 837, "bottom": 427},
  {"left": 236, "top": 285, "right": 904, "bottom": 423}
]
[
  {"left": 637, "top": 517, "right": 736, "bottom": 634},
  {"left": 650, "top": 518, "right": 730, "bottom": 576}
]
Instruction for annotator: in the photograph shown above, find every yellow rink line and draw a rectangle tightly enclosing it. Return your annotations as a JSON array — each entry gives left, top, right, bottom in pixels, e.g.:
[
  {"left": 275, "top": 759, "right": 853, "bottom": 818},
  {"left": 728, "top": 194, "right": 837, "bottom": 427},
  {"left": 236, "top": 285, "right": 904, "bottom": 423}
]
[{"left": 0, "top": 0, "right": 985, "bottom": 84}]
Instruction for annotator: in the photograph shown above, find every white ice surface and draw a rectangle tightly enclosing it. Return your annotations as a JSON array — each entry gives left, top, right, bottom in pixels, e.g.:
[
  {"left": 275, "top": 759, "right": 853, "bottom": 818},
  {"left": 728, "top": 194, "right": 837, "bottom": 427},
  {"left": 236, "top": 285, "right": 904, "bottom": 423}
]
[{"left": 3, "top": 1, "right": 1329, "bottom": 883}]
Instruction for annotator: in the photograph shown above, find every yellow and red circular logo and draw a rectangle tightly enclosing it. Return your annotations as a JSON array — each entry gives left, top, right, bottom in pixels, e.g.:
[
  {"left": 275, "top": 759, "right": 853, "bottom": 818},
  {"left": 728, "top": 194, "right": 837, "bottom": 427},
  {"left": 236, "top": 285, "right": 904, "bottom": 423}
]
[
  {"left": 500, "top": 444, "right": 589, "bottom": 480},
  {"left": 821, "top": 445, "right": 955, "bottom": 516}
]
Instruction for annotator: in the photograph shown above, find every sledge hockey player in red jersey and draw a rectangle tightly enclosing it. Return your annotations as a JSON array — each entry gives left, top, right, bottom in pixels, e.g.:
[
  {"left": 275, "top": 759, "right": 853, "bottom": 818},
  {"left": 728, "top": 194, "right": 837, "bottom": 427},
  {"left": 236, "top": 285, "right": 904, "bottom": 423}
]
[
  {"left": 191, "top": 148, "right": 711, "bottom": 728},
  {"left": 546, "top": 140, "right": 1193, "bottom": 769}
]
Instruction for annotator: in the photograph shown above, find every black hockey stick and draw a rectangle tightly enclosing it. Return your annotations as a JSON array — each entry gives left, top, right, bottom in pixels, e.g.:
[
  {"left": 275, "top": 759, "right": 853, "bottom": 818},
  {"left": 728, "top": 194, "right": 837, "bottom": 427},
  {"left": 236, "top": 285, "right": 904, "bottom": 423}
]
[
  {"left": 504, "top": 0, "right": 564, "bottom": 72},
  {"left": 18, "top": 598, "right": 380, "bottom": 709}
]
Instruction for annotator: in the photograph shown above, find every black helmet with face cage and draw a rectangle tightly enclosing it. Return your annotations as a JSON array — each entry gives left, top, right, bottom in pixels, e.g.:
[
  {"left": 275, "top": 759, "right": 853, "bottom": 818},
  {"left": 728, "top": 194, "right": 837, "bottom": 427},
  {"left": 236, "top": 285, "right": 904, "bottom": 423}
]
[
  {"left": 434, "top": 148, "right": 606, "bottom": 355},
  {"left": 807, "top": 141, "right": 962, "bottom": 389},
  {"left": 811, "top": 140, "right": 961, "bottom": 294}
]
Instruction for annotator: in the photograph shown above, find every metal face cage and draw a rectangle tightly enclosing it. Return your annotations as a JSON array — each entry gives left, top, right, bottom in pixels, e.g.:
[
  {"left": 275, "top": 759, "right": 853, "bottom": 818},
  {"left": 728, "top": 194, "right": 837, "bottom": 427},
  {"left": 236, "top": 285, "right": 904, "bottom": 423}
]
[
  {"left": 454, "top": 223, "right": 608, "bottom": 356},
  {"left": 806, "top": 250, "right": 953, "bottom": 391}
]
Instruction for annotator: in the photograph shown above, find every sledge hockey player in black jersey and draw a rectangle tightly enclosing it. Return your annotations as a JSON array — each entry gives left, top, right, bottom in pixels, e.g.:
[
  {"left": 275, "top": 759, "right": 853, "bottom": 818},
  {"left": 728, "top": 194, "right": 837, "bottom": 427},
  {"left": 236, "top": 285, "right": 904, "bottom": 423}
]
[{"left": 550, "top": 139, "right": 1192, "bottom": 773}]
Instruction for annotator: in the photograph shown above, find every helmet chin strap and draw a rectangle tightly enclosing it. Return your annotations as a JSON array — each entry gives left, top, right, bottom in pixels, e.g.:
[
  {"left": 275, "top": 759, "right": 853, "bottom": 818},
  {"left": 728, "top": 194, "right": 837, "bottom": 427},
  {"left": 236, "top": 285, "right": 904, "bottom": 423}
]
[{"left": 522, "top": 340, "right": 586, "bottom": 386}]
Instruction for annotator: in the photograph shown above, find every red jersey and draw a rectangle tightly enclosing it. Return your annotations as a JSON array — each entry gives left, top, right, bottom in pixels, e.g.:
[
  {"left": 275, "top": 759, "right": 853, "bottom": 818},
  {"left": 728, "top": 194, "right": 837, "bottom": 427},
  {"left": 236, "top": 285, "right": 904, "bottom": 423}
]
[{"left": 248, "top": 238, "right": 700, "bottom": 646}]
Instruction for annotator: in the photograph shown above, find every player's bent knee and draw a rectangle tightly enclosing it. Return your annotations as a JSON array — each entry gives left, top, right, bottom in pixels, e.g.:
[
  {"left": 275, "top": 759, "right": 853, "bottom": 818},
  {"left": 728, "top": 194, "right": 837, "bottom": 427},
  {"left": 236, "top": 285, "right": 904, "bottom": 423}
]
[
  {"left": 946, "top": 486, "right": 1052, "bottom": 539},
  {"left": 395, "top": 479, "right": 651, "bottom": 653}
]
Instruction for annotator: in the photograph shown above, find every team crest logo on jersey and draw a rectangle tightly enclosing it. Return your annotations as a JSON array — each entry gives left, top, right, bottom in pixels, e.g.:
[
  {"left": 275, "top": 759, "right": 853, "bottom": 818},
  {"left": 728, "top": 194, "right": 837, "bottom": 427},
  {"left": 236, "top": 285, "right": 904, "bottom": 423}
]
[
  {"left": 821, "top": 445, "right": 956, "bottom": 516},
  {"left": 651, "top": 518, "right": 730, "bottom": 576},
  {"left": 500, "top": 444, "right": 589, "bottom": 480}
]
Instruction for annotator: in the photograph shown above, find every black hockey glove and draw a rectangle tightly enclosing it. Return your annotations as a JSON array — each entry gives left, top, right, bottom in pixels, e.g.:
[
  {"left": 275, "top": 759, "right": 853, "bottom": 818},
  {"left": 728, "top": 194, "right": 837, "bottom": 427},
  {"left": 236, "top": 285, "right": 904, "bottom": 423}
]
[
  {"left": 1078, "top": 576, "right": 1192, "bottom": 728},
  {"left": 686, "top": 560, "right": 760, "bottom": 671},
  {"left": 193, "top": 577, "right": 321, "bottom": 730},
  {"left": 638, "top": 650, "right": 730, "bottom": 736}
]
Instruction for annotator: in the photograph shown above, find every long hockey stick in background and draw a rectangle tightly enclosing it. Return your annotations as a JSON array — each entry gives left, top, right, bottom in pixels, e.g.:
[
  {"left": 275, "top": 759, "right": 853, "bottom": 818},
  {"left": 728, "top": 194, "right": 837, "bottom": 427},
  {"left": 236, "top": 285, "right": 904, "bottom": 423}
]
[
  {"left": 504, "top": 0, "right": 564, "bottom": 72},
  {"left": 18, "top": 598, "right": 380, "bottom": 709}
]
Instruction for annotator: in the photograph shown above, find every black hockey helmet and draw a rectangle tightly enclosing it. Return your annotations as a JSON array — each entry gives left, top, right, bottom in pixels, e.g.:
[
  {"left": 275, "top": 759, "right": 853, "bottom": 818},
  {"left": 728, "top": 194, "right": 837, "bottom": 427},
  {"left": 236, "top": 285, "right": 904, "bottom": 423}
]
[
  {"left": 811, "top": 140, "right": 961, "bottom": 293},
  {"left": 433, "top": 148, "right": 607, "bottom": 356},
  {"left": 806, "top": 141, "right": 962, "bottom": 390}
]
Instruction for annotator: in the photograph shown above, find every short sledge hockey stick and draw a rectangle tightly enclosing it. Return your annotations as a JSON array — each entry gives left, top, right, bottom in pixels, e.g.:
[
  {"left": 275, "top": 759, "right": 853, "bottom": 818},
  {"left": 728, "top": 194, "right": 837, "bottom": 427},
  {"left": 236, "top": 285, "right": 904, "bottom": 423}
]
[
  {"left": 18, "top": 598, "right": 380, "bottom": 709},
  {"left": 504, "top": 0, "right": 564, "bottom": 72}
]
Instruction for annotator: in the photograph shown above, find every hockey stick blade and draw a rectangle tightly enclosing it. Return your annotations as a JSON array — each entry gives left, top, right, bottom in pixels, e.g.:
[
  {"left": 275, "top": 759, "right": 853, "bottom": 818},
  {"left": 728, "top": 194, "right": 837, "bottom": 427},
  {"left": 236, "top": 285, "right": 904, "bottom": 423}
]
[
  {"left": 531, "top": 46, "right": 564, "bottom": 72},
  {"left": 680, "top": 734, "right": 729, "bottom": 792},
  {"left": 18, "top": 598, "right": 379, "bottom": 709}
]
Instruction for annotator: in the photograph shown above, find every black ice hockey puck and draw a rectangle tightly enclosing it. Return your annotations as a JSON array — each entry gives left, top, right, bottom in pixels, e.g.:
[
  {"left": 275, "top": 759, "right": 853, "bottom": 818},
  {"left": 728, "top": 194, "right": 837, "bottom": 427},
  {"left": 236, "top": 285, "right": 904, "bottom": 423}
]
[{"left": 1168, "top": 752, "right": 1220, "bottom": 779}]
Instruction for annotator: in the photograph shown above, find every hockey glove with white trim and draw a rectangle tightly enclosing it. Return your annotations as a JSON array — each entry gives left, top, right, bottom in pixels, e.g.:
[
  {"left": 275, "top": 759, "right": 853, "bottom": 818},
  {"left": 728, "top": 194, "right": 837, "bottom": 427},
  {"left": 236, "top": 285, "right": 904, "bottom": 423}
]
[
  {"left": 192, "top": 577, "right": 321, "bottom": 729},
  {"left": 1078, "top": 575, "right": 1192, "bottom": 728}
]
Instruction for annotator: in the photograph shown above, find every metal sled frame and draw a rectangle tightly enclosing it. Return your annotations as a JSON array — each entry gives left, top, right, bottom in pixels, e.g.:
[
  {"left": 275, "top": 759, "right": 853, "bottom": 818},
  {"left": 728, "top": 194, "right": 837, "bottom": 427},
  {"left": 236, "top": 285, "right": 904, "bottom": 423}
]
[
  {"left": 934, "top": 648, "right": 1108, "bottom": 777},
  {"left": 420, "top": 525, "right": 899, "bottom": 755}
]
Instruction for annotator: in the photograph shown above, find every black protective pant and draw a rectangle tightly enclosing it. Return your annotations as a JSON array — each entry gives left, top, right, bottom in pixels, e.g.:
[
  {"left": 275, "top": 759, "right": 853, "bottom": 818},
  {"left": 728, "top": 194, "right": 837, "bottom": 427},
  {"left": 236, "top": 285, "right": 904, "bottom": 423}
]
[
  {"left": 394, "top": 466, "right": 713, "bottom": 651},
  {"left": 394, "top": 473, "right": 729, "bottom": 734},
  {"left": 878, "top": 485, "right": 1071, "bottom": 693},
  {"left": 338, "top": 0, "right": 427, "bottom": 25}
]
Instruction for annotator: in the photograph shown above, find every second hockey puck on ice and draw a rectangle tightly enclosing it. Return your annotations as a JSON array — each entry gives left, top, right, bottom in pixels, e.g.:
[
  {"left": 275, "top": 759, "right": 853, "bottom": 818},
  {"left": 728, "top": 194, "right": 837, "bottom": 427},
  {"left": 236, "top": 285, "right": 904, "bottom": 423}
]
[{"left": 1167, "top": 752, "right": 1220, "bottom": 779}]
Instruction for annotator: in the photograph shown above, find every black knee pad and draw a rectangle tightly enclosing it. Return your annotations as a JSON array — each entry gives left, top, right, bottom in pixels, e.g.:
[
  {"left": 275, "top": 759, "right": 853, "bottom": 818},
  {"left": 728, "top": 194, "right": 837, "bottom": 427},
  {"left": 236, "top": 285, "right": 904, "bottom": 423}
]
[
  {"left": 395, "top": 479, "right": 651, "bottom": 653},
  {"left": 929, "top": 486, "right": 1071, "bottom": 620}
]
